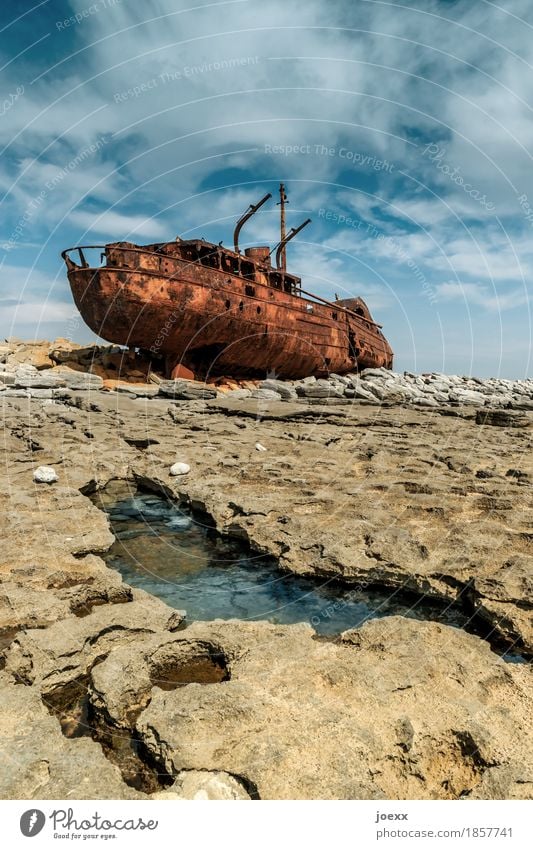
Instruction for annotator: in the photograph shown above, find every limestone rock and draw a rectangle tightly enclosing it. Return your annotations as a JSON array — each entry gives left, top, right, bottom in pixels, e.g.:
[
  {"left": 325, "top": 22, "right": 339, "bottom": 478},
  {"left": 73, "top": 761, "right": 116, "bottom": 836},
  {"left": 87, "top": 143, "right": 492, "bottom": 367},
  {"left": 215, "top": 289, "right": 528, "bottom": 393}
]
[
  {"left": 296, "top": 379, "right": 344, "bottom": 399},
  {"left": 3, "top": 591, "right": 186, "bottom": 692},
  {"left": 259, "top": 379, "right": 298, "bottom": 400},
  {"left": 170, "top": 462, "right": 190, "bottom": 476},
  {"left": 103, "top": 381, "right": 159, "bottom": 397},
  {"left": 0, "top": 681, "right": 144, "bottom": 800},
  {"left": 249, "top": 388, "right": 282, "bottom": 401},
  {"left": 360, "top": 367, "right": 391, "bottom": 380},
  {"left": 1, "top": 360, "right": 532, "bottom": 802},
  {"left": 55, "top": 370, "right": 104, "bottom": 390},
  {"left": 137, "top": 618, "right": 533, "bottom": 800},
  {"left": 476, "top": 409, "right": 530, "bottom": 428},
  {"left": 14, "top": 370, "right": 63, "bottom": 389},
  {"left": 33, "top": 465, "right": 58, "bottom": 483},
  {"left": 159, "top": 379, "right": 217, "bottom": 400},
  {"left": 155, "top": 771, "right": 251, "bottom": 800}
]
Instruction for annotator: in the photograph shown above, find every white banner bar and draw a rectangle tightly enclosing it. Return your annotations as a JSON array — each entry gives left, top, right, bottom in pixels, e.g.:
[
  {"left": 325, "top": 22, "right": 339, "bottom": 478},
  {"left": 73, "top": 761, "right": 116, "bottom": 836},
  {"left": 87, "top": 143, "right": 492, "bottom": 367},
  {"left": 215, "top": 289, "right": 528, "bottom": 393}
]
[{"left": 1, "top": 799, "right": 531, "bottom": 848}]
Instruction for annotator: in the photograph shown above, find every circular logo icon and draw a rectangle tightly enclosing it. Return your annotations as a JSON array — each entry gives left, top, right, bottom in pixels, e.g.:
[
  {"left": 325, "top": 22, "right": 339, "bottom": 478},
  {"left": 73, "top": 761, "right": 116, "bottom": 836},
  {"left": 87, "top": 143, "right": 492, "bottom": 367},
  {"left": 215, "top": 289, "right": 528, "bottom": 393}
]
[{"left": 20, "top": 810, "right": 46, "bottom": 837}]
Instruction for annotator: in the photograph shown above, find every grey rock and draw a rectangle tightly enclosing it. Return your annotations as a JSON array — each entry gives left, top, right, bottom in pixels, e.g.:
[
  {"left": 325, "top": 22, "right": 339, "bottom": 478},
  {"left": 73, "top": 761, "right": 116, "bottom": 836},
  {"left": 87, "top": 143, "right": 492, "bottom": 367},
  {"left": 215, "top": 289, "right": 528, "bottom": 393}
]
[
  {"left": 159, "top": 379, "right": 217, "bottom": 400},
  {"left": 224, "top": 389, "right": 252, "bottom": 399},
  {"left": 413, "top": 396, "right": 439, "bottom": 407},
  {"left": 14, "top": 370, "right": 63, "bottom": 389},
  {"left": 112, "top": 384, "right": 159, "bottom": 398},
  {"left": 296, "top": 380, "right": 344, "bottom": 399},
  {"left": 360, "top": 367, "right": 391, "bottom": 380},
  {"left": 27, "top": 389, "right": 54, "bottom": 399},
  {"left": 508, "top": 399, "right": 533, "bottom": 411},
  {"left": 304, "top": 397, "right": 350, "bottom": 406},
  {"left": 59, "top": 372, "right": 104, "bottom": 390},
  {"left": 476, "top": 410, "right": 531, "bottom": 428},
  {"left": 249, "top": 388, "right": 283, "bottom": 401},
  {"left": 362, "top": 382, "right": 388, "bottom": 400},
  {"left": 328, "top": 374, "right": 352, "bottom": 386},
  {"left": 259, "top": 379, "right": 297, "bottom": 400},
  {"left": 449, "top": 389, "right": 487, "bottom": 405},
  {"left": 351, "top": 384, "right": 380, "bottom": 402}
]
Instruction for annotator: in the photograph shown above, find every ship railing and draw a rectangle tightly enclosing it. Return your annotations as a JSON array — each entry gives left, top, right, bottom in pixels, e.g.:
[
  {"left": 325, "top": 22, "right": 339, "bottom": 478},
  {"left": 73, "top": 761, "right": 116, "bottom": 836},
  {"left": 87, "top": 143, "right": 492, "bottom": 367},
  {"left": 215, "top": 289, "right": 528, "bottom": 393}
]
[
  {"left": 298, "top": 286, "right": 383, "bottom": 328},
  {"left": 61, "top": 244, "right": 382, "bottom": 328},
  {"left": 61, "top": 245, "right": 111, "bottom": 268},
  {"left": 62, "top": 243, "right": 234, "bottom": 272}
]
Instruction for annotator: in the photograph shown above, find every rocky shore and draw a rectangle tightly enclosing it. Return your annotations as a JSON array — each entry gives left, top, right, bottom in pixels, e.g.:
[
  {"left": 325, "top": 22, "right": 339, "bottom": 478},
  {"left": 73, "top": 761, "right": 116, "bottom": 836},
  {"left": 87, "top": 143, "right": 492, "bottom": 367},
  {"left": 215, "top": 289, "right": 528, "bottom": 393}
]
[
  {"left": 0, "top": 340, "right": 532, "bottom": 800},
  {"left": 2, "top": 338, "right": 533, "bottom": 412}
]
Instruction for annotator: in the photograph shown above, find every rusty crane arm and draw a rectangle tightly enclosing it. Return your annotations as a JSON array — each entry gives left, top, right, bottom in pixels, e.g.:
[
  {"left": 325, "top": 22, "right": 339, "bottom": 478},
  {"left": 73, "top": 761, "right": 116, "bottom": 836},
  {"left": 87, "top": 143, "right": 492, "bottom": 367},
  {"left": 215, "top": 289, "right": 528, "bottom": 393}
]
[
  {"left": 233, "top": 193, "right": 272, "bottom": 254},
  {"left": 275, "top": 218, "right": 311, "bottom": 269}
]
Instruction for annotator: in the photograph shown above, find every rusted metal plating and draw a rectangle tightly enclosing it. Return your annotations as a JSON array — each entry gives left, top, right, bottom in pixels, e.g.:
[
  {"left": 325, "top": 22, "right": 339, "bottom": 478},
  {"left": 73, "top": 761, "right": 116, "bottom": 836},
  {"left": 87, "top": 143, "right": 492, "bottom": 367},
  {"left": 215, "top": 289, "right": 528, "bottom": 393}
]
[{"left": 62, "top": 186, "right": 393, "bottom": 379}]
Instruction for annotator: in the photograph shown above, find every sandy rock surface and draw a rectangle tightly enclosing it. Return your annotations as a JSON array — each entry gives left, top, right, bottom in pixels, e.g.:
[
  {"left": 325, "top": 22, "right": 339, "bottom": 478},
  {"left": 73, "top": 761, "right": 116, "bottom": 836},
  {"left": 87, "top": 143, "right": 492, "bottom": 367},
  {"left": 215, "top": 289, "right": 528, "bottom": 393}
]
[{"left": 0, "top": 363, "right": 532, "bottom": 800}]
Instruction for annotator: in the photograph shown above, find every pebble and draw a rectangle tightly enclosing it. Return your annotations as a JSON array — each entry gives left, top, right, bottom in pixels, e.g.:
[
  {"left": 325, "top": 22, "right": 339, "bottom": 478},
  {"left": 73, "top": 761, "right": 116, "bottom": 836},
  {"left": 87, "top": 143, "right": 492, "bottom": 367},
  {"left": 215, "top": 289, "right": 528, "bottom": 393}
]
[
  {"left": 33, "top": 466, "right": 58, "bottom": 484},
  {"left": 255, "top": 443, "right": 267, "bottom": 451},
  {"left": 169, "top": 462, "right": 191, "bottom": 476}
]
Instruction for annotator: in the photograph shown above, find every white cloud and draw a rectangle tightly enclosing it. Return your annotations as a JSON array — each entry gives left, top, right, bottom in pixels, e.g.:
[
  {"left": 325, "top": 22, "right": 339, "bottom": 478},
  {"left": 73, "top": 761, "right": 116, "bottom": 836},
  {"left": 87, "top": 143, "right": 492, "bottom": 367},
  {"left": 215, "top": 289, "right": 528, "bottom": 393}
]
[
  {"left": 435, "top": 280, "right": 529, "bottom": 311},
  {"left": 2, "top": 0, "right": 533, "bottom": 376},
  {"left": 2, "top": 299, "right": 76, "bottom": 324},
  {"left": 290, "top": 242, "right": 393, "bottom": 312},
  {"left": 0, "top": 262, "right": 79, "bottom": 336},
  {"left": 69, "top": 209, "right": 168, "bottom": 239}
]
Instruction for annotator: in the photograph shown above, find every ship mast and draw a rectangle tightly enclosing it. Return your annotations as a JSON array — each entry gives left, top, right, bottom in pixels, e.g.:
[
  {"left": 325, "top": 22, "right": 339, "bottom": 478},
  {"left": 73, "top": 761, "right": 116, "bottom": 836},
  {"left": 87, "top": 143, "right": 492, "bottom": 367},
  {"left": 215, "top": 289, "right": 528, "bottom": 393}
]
[{"left": 278, "top": 183, "right": 288, "bottom": 270}]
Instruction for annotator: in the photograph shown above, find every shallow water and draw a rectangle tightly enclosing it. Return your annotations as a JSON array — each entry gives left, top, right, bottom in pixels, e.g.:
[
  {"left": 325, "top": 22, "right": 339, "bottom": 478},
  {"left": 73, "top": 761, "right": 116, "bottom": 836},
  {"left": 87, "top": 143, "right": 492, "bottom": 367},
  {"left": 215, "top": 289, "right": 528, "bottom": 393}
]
[{"left": 93, "top": 484, "right": 526, "bottom": 660}]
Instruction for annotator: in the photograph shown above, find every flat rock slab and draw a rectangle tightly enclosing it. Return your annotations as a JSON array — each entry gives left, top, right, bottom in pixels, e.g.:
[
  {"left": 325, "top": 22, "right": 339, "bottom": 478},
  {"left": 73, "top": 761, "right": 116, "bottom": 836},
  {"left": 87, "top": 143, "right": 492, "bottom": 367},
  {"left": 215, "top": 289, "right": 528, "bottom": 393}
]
[
  {"left": 159, "top": 379, "right": 217, "bottom": 400},
  {"left": 0, "top": 390, "right": 531, "bottom": 800},
  {"left": 137, "top": 617, "right": 532, "bottom": 800}
]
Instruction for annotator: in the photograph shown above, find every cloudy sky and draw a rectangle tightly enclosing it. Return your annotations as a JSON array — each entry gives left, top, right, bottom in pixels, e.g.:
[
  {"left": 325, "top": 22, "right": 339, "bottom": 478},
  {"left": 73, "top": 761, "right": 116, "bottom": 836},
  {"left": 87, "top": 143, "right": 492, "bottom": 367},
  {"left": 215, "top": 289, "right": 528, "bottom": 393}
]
[{"left": 1, "top": 0, "right": 532, "bottom": 376}]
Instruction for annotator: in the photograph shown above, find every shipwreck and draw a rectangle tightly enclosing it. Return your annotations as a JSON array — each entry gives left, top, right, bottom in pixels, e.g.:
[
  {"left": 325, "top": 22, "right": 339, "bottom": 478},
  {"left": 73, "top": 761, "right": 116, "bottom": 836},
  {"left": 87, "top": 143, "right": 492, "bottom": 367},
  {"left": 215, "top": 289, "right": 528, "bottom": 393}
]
[{"left": 62, "top": 184, "right": 393, "bottom": 379}]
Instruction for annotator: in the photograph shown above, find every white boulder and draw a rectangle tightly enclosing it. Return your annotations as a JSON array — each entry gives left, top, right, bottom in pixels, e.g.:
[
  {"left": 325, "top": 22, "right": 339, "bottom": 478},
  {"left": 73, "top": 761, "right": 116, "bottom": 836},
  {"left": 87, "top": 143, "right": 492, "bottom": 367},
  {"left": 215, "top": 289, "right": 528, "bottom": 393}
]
[
  {"left": 169, "top": 462, "right": 190, "bottom": 476},
  {"left": 33, "top": 466, "right": 58, "bottom": 484}
]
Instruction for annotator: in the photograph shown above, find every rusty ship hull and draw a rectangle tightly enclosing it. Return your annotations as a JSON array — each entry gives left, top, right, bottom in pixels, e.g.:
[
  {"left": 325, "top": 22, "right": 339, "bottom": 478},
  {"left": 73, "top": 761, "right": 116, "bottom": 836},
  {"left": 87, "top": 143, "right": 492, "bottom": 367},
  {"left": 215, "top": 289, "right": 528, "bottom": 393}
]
[
  {"left": 64, "top": 241, "right": 393, "bottom": 379},
  {"left": 63, "top": 185, "right": 392, "bottom": 379}
]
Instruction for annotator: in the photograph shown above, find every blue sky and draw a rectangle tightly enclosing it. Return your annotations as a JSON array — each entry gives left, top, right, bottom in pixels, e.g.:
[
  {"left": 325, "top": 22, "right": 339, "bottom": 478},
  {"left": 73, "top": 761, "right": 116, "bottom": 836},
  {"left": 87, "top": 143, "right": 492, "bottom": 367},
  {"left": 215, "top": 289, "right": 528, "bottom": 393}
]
[{"left": 1, "top": 0, "right": 532, "bottom": 377}]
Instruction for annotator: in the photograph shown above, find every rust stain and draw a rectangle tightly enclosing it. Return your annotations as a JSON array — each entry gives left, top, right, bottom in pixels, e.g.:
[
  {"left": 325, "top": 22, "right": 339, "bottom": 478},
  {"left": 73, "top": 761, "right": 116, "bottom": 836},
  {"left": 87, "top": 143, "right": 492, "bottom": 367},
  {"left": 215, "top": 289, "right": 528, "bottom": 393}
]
[{"left": 62, "top": 186, "right": 393, "bottom": 379}]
